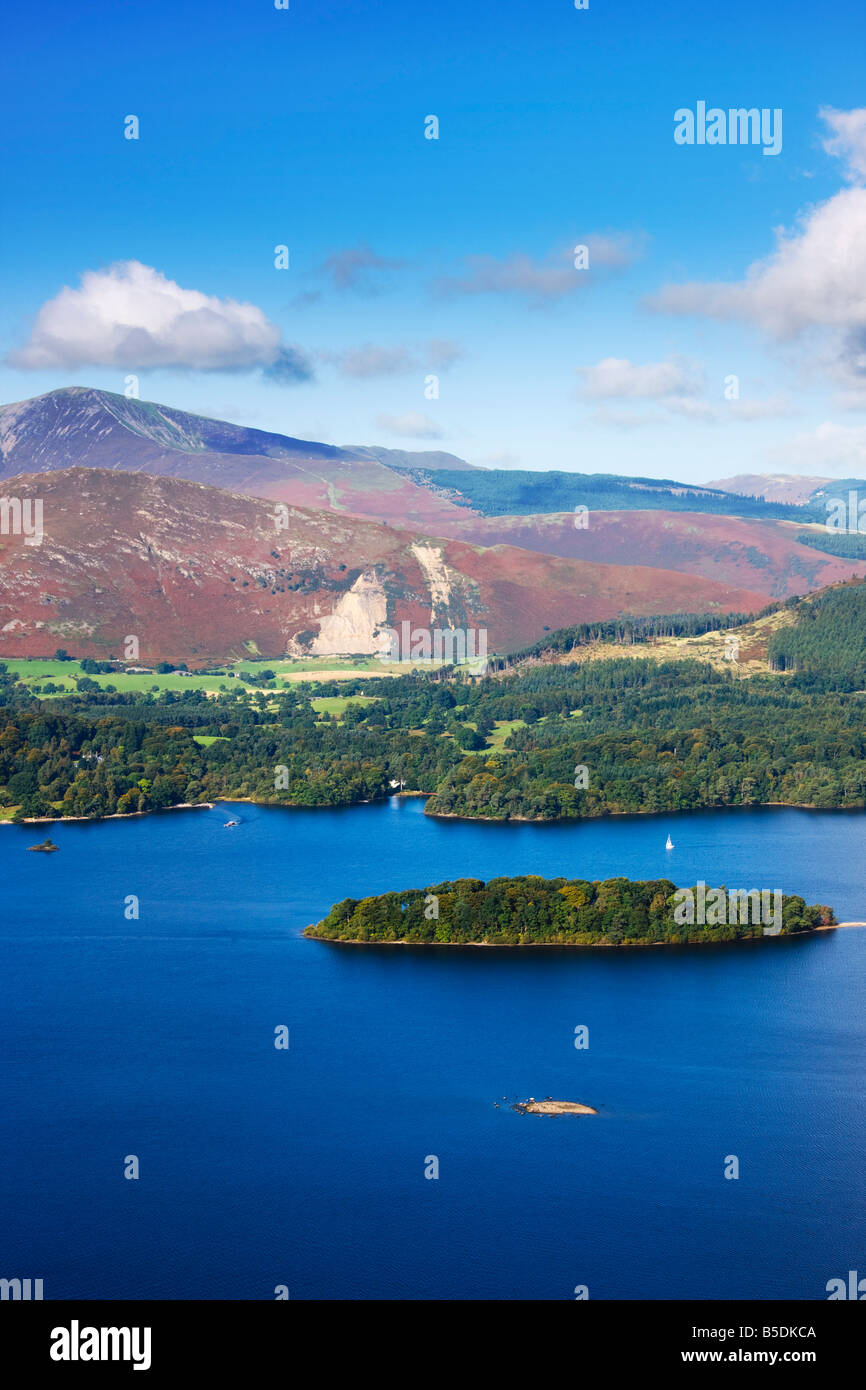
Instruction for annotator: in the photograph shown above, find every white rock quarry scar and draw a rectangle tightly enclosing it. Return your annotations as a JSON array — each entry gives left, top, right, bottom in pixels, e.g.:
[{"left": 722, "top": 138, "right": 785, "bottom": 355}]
[{"left": 309, "top": 569, "right": 389, "bottom": 656}]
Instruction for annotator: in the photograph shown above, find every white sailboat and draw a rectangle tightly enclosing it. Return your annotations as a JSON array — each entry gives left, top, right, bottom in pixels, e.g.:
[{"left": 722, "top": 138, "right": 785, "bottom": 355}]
[{"left": 665, "top": 834, "right": 674, "bottom": 850}]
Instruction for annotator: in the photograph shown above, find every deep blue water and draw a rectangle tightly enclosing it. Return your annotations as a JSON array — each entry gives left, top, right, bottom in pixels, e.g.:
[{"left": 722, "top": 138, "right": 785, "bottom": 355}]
[{"left": 1, "top": 798, "right": 864, "bottom": 1301}]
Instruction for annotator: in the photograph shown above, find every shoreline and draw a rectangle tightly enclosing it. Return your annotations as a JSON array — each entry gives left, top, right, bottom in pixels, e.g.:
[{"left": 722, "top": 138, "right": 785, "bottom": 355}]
[
  {"left": 5, "top": 794, "right": 866, "bottom": 830},
  {"left": 0, "top": 793, "right": 419, "bottom": 826},
  {"left": 0, "top": 801, "right": 215, "bottom": 825},
  {"left": 304, "top": 925, "right": 835, "bottom": 950},
  {"left": 514, "top": 1099, "right": 597, "bottom": 1116},
  {"left": 425, "top": 799, "right": 866, "bottom": 825}
]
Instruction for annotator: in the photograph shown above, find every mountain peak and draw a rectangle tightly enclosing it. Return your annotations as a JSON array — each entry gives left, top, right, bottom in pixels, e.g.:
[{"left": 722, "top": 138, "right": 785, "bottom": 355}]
[{"left": 0, "top": 386, "right": 476, "bottom": 528}]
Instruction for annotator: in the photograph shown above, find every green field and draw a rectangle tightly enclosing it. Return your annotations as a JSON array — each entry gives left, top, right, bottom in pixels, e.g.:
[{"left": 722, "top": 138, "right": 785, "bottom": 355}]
[
  {"left": 0, "top": 656, "right": 409, "bottom": 697},
  {"left": 484, "top": 718, "right": 527, "bottom": 750},
  {"left": 1, "top": 660, "right": 225, "bottom": 695},
  {"left": 310, "top": 695, "right": 379, "bottom": 720}
]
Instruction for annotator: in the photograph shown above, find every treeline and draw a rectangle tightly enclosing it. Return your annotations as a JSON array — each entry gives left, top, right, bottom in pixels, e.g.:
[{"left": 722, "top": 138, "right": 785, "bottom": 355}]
[
  {"left": 406, "top": 468, "right": 813, "bottom": 521},
  {"left": 4, "top": 583, "right": 866, "bottom": 823},
  {"left": 427, "top": 659, "right": 866, "bottom": 820},
  {"left": 307, "top": 876, "right": 835, "bottom": 946},
  {"left": 2, "top": 656, "right": 866, "bottom": 822},
  {"left": 0, "top": 701, "right": 467, "bottom": 820},
  {"left": 490, "top": 607, "right": 778, "bottom": 669},
  {"left": 768, "top": 582, "right": 866, "bottom": 683},
  {"left": 797, "top": 532, "right": 866, "bottom": 561}
]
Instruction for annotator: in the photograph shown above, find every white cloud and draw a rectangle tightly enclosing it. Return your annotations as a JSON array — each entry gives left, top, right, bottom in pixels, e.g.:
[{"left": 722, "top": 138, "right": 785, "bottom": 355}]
[
  {"left": 577, "top": 355, "right": 702, "bottom": 400},
  {"left": 317, "top": 244, "right": 406, "bottom": 293},
  {"left": 336, "top": 345, "right": 417, "bottom": 378},
  {"left": 433, "top": 235, "right": 639, "bottom": 303},
  {"left": 581, "top": 361, "right": 794, "bottom": 429},
  {"left": 833, "top": 387, "right": 866, "bottom": 411},
  {"left": 328, "top": 339, "right": 463, "bottom": 379},
  {"left": 648, "top": 110, "right": 866, "bottom": 393},
  {"left": 648, "top": 187, "right": 866, "bottom": 341},
  {"left": 664, "top": 398, "right": 717, "bottom": 421},
  {"left": 376, "top": 411, "right": 443, "bottom": 439},
  {"left": 426, "top": 339, "right": 464, "bottom": 370},
  {"left": 8, "top": 261, "right": 313, "bottom": 379},
  {"left": 578, "top": 356, "right": 717, "bottom": 424},
  {"left": 820, "top": 106, "right": 866, "bottom": 183},
  {"left": 766, "top": 421, "right": 866, "bottom": 475},
  {"left": 725, "top": 394, "right": 793, "bottom": 420}
]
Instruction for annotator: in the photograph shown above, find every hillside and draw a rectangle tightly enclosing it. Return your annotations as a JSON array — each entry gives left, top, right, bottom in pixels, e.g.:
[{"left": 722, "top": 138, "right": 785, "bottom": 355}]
[
  {"left": 0, "top": 468, "right": 771, "bottom": 662},
  {"left": 341, "top": 445, "right": 479, "bottom": 472},
  {"left": 568, "top": 607, "right": 794, "bottom": 674},
  {"left": 0, "top": 387, "right": 472, "bottom": 528},
  {"left": 2, "top": 388, "right": 859, "bottom": 655},
  {"left": 501, "top": 577, "right": 866, "bottom": 681},
  {"left": 767, "top": 580, "right": 866, "bottom": 683},
  {"left": 439, "top": 509, "right": 866, "bottom": 600},
  {"left": 708, "top": 473, "right": 833, "bottom": 505},
  {"left": 708, "top": 473, "right": 866, "bottom": 522},
  {"left": 0, "top": 389, "right": 833, "bottom": 534},
  {"left": 397, "top": 466, "right": 813, "bottom": 522}
]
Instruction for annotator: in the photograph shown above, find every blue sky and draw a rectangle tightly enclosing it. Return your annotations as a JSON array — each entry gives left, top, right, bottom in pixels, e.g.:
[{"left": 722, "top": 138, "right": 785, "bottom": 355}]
[{"left": 2, "top": 0, "right": 865, "bottom": 480}]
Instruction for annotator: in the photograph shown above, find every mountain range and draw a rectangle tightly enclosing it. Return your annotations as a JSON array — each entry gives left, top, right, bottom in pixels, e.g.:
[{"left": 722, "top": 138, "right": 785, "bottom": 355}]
[
  {"left": 0, "top": 387, "right": 468, "bottom": 528},
  {"left": 1, "top": 387, "right": 863, "bottom": 662}
]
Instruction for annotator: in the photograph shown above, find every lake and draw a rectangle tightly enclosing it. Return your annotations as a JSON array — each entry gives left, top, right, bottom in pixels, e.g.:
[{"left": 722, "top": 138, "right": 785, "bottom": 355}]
[{"left": 1, "top": 798, "right": 864, "bottom": 1300}]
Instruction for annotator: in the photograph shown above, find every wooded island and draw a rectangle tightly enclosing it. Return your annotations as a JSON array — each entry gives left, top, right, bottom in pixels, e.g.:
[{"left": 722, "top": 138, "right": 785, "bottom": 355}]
[{"left": 306, "top": 876, "right": 837, "bottom": 947}]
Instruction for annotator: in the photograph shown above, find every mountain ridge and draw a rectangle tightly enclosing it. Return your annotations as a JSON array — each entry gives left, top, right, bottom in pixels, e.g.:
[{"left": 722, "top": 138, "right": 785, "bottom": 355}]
[
  {"left": 0, "top": 466, "right": 772, "bottom": 662},
  {"left": 0, "top": 387, "right": 475, "bottom": 528}
]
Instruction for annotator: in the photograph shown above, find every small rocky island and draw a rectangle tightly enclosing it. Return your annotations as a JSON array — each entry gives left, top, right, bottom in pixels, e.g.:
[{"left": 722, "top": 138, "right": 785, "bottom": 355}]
[
  {"left": 514, "top": 1098, "right": 597, "bottom": 1116},
  {"left": 27, "top": 837, "right": 59, "bottom": 853}
]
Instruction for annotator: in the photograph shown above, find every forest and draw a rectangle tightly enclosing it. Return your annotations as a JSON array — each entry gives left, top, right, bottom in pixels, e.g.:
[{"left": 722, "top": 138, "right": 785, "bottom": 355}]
[
  {"left": 306, "top": 875, "right": 836, "bottom": 946},
  {"left": 490, "top": 605, "right": 778, "bottom": 669},
  {"left": 396, "top": 467, "right": 811, "bottom": 520},
  {"left": 797, "top": 531, "right": 866, "bottom": 560},
  {"left": 1, "top": 581, "right": 865, "bottom": 824},
  {"left": 767, "top": 581, "right": 866, "bottom": 682},
  {"left": 424, "top": 659, "right": 866, "bottom": 820}
]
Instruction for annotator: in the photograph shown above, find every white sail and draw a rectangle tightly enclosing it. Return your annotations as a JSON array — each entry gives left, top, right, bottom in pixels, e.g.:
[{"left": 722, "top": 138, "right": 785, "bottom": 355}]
[{"left": 665, "top": 835, "right": 674, "bottom": 850}]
